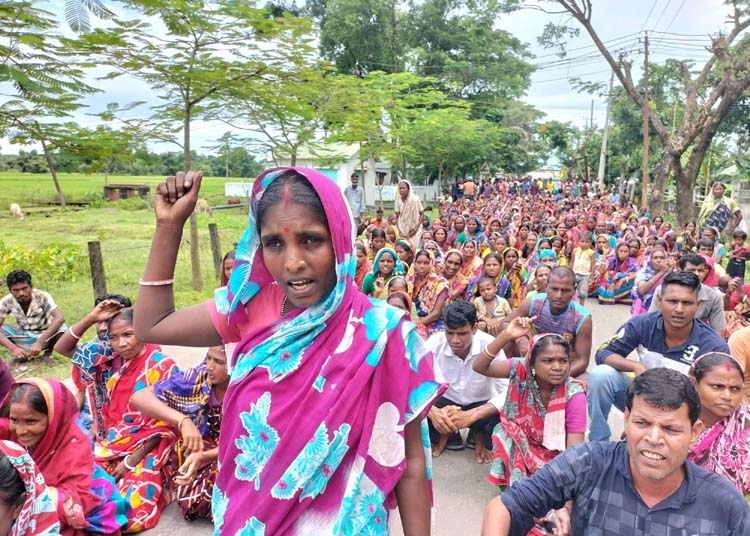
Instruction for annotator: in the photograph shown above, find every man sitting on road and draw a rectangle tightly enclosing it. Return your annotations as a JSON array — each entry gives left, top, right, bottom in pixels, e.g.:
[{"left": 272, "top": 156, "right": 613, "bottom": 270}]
[
  {"left": 648, "top": 252, "right": 726, "bottom": 334},
  {"left": 0, "top": 269, "right": 65, "bottom": 362},
  {"left": 427, "top": 301, "right": 508, "bottom": 464},
  {"left": 481, "top": 368, "right": 750, "bottom": 535},
  {"left": 499, "top": 267, "right": 592, "bottom": 378},
  {"left": 588, "top": 271, "right": 729, "bottom": 441},
  {"left": 54, "top": 294, "right": 131, "bottom": 438}
]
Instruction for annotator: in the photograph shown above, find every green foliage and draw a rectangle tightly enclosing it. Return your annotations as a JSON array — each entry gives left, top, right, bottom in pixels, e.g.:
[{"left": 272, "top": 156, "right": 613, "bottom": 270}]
[
  {"left": 64, "top": 0, "right": 115, "bottom": 34},
  {"left": 406, "top": 0, "right": 534, "bottom": 113},
  {"left": 0, "top": 242, "right": 86, "bottom": 282},
  {"left": 317, "top": 0, "right": 404, "bottom": 73},
  {"left": 113, "top": 196, "right": 149, "bottom": 211}
]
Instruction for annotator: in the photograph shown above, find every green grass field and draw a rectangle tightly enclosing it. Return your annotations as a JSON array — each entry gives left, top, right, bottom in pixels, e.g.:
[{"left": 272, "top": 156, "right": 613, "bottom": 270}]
[
  {"left": 0, "top": 171, "right": 247, "bottom": 206},
  {"left": 0, "top": 172, "right": 251, "bottom": 379}
]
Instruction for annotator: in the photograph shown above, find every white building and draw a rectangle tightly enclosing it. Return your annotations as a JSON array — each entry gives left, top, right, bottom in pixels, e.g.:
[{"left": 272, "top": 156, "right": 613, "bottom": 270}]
[{"left": 275, "top": 143, "right": 391, "bottom": 208}]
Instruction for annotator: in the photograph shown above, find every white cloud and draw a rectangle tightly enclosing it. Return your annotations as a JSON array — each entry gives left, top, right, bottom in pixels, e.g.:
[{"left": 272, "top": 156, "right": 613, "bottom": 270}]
[
  {"left": 2, "top": 1, "right": 736, "bottom": 155},
  {"left": 498, "top": 0, "right": 730, "bottom": 125}
]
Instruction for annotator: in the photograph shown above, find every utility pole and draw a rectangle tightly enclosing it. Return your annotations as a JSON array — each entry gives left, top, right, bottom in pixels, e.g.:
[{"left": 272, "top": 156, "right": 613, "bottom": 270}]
[
  {"left": 641, "top": 32, "right": 650, "bottom": 210},
  {"left": 597, "top": 70, "right": 615, "bottom": 191}
]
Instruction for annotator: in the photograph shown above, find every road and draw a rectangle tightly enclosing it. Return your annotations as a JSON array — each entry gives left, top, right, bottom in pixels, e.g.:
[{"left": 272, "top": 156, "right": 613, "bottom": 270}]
[{"left": 148, "top": 299, "right": 632, "bottom": 535}]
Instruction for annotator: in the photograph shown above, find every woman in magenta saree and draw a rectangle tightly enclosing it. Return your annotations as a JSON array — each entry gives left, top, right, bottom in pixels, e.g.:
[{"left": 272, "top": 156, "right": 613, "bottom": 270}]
[{"left": 133, "top": 167, "right": 446, "bottom": 535}]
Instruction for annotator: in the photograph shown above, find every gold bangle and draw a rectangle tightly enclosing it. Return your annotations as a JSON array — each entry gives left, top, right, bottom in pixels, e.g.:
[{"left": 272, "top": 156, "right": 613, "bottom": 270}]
[{"left": 177, "top": 415, "right": 191, "bottom": 430}]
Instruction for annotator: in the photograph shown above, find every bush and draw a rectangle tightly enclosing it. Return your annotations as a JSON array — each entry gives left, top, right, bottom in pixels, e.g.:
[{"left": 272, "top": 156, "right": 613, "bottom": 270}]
[
  {"left": 114, "top": 196, "right": 149, "bottom": 211},
  {"left": 81, "top": 192, "right": 108, "bottom": 208},
  {"left": 0, "top": 242, "right": 87, "bottom": 283}
]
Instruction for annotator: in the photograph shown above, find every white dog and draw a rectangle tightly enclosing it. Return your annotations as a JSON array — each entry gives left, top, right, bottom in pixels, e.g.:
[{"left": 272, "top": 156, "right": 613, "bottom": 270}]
[{"left": 9, "top": 203, "right": 23, "bottom": 220}]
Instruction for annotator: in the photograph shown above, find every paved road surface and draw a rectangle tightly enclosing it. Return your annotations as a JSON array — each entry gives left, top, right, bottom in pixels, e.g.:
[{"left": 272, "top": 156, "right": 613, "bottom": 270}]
[{"left": 148, "top": 299, "right": 632, "bottom": 535}]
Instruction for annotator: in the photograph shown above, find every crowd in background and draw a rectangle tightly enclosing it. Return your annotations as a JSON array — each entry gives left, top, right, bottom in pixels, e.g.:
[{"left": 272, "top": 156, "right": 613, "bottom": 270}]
[{"left": 0, "top": 168, "right": 748, "bottom": 535}]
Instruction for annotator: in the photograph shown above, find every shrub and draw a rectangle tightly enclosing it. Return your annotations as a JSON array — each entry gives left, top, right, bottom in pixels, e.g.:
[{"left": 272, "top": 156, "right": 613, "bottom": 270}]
[{"left": 0, "top": 242, "right": 87, "bottom": 283}]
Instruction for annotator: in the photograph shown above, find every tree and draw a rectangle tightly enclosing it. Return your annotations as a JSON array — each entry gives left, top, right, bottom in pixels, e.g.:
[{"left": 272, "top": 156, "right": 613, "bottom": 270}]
[
  {"left": 74, "top": 0, "right": 309, "bottom": 290},
  {"left": 75, "top": 125, "right": 142, "bottom": 183},
  {"left": 404, "top": 107, "right": 506, "bottom": 191},
  {"left": 1, "top": 1, "right": 99, "bottom": 206},
  {"left": 205, "top": 132, "right": 242, "bottom": 178},
  {"left": 524, "top": 0, "right": 750, "bottom": 221},
  {"left": 64, "top": 0, "right": 115, "bottom": 33},
  {"left": 316, "top": 0, "right": 404, "bottom": 74},
  {"left": 213, "top": 54, "right": 329, "bottom": 166},
  {"left": 406, "top": 0, "right": 534, "bottom": 117}
]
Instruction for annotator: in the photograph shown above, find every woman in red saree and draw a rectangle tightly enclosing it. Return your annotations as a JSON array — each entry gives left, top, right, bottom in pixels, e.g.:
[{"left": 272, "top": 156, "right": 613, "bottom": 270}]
[
  {"left": 473, "top": 318, "right": 586, "bottom": 535},
  {"left": 0, "top": 439, "right": 60, "bottom": 536},
  {"left": 93, "top": 308, "right": 178, "bottom": 533},
  {"left": 0, "top": 378, "right": 128, "bottom": 535}
]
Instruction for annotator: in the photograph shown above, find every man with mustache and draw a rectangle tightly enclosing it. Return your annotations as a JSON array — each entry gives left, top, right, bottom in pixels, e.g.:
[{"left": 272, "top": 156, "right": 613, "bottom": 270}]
[{"left": 481, "top": 368, "right": 750, "bottom": 535}]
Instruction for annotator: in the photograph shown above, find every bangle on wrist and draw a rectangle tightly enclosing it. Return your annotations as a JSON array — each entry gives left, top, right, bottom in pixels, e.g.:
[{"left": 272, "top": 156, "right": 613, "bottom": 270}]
[
  {"left": 68, "top": 327, "right": 81, "bottom": 340},
  {"left": 178, "top": 415, "right": 191, "bottom": 430},
  {"left": 122, "top": 455, "right": 137, "bottom": 471},
  {"left": 482, "top": 347, "right": 498, "bottom": 360},
  {"left": 139, "top": 278, "right": 175, "bottom": 286}
]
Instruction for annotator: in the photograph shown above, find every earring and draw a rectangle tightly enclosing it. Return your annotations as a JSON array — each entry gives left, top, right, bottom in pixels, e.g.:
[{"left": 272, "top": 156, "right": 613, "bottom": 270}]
[{"left": 531, "top": 369, "right": 536, "bottom": 377}]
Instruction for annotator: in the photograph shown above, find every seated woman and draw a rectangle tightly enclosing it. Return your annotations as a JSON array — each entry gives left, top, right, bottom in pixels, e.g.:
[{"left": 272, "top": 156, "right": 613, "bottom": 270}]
[
  {"left": 525, "top": 264, "right": 551, "bottom": 298},
  {"left": 130, "top": 346, "right": 228, "bottom": 521},
  {"left": 361, "top": 247, "right": 405, "bottom": 299},
  {"left": 92, "top": 308, "right": 178, "bottom": 533},
  {"left": 442, "top": 249, "right": 471, "bottom": 303},
  {"left": 631, "top": 248, "right": 671, "bottom": 315},
  {"left": 407, "top": 250, "right": 448, "bottom": 336},
  {"left": 395, "top": 239, "right": 415, "bottom": 270},
  {"left": 368, "top": 228, "right": 387, "bottom": 260},
  {"left": 465, "top": 253, "right": 511, "bottom": 303},
  {"left": 353, "top": 243, "right": 372, "bottom": 290},
  {"left": 597, "top": 242, "right": 640, "bottom": 305},
  {"left": 0, "top": 439, "right": 60, "bottom": 536},
  {"left": 0, "top": 379, "right": 128, "bottom": 535},
  {"left": 500, "top": 248, "right": 528, "bottom": 309},
  {"left": 473, "top": 317, "right": 586, "bottom": 533},
  {"left": 688, "top": 352, "right": 750, "bottom": 499}
]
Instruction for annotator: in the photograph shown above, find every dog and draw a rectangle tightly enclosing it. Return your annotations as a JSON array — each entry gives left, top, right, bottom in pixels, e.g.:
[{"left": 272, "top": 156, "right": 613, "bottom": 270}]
[{"left": 9, "top": 203, "right": 23, "bottom": 220}]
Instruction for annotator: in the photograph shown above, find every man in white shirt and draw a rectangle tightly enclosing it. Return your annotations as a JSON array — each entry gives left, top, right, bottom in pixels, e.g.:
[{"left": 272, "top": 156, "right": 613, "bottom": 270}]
[
  {"left": 343, "top": 172, "right": 364, "bottom": 234},
  {"left": 427, "top": 300, "right": 508, "bottom": 464}
]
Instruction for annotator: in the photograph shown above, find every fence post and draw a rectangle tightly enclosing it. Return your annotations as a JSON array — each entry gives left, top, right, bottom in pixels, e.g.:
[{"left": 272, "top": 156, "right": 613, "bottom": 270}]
[
  {"left": 208, "top": 223, "right": 222, "bottom": 281},
  {"left": 87, "top": 241, "right": 107, "bottom": 299}
]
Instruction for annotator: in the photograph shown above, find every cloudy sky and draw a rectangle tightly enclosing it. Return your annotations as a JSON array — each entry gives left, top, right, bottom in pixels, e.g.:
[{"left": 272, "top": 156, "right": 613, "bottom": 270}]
[
  {"left": 499, "top": 0, "right": 729, "bottom": 127},
  {"left": 2, "top": 0, "right": 735, "bottom": 155}
]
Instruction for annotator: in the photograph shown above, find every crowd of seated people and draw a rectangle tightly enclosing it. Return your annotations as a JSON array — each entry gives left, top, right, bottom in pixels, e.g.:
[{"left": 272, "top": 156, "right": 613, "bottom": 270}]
[{"left": 1, "top": 172, "right": 749, "bottom": 535}]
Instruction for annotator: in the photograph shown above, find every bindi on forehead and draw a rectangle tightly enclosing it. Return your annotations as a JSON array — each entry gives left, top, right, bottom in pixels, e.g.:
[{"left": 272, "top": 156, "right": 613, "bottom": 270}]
[{"left": 283, "top": 226, "right": 290, "bottom": 234}]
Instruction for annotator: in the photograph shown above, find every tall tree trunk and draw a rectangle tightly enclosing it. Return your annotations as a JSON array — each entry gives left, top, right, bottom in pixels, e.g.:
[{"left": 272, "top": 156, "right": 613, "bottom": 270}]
[
  {"left": 41, "top": 139, "right": 66, "bottom": 207},
  {"left": 388, "top": 0, "right": 398, "bottom": 73},
  {"left": 649, "top": 150, "right": 672, "bottom": 217},
  {"left": 437, "top": 163, "right": 443, "bottom": 198},
  {"left": 672, "top": 158, "right": 696, "bottom": 225},
  {"left": 184, "top": 105, "right": 203, "bottom": 292}
]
